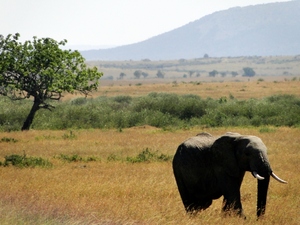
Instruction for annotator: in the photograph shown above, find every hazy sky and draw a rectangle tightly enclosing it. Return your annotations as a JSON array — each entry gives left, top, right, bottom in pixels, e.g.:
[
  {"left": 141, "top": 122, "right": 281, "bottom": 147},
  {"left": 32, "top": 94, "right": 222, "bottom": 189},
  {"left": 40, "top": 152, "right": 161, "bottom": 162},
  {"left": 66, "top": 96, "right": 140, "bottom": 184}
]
[{"left": 1, "top": 0, "right": 291, "bottom": 50}]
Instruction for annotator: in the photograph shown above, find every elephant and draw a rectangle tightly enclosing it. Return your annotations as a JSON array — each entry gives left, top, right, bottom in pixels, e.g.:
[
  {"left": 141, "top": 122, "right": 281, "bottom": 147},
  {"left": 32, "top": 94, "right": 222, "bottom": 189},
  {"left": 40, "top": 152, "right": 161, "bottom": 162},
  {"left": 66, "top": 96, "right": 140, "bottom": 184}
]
[{"left": 172, "top": 132, "right": 287, "bottom": 218}]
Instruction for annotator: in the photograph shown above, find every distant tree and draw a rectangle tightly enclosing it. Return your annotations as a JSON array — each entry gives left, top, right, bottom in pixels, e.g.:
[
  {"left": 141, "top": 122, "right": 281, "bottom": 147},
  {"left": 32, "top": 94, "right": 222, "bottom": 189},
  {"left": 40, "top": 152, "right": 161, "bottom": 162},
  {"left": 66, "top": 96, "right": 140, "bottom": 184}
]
[
  {"left": 231, "top": 71, "right": 238, "bottom": 77},
  {"left": 209, "top": 70, "right": 218, "bottom": 77},
  {"left": 204, "top": 53, "right": 209, "bottom": 58},
  {"left": 156, "top": 70, "right": 165, "bottom": 78},
  {"left": 243, "top": 67, "right": 256, "bottom": 77},
  {"left": 188, "top": 71, "right": 195, "bottom": 78},
  {"left": 220, "top": 72, "right": 227, "bottom": 77},
  {"left": 196, "top": 72, "right": 201, "bottom": 77},
  {"left": 283, "top": 71, "right": 290, "bottom": 75},
  {"left": 0, "top": 33, "right": 103, "bottom": 131},
  {"left": 133, "top": 70, "right": 142, "bottom": 79},
  {"left": 119, "top": 72, "right": 126, "bottom": 79},
  {"left": 141, "top": 72, "right": 149, "bottom": 79}
]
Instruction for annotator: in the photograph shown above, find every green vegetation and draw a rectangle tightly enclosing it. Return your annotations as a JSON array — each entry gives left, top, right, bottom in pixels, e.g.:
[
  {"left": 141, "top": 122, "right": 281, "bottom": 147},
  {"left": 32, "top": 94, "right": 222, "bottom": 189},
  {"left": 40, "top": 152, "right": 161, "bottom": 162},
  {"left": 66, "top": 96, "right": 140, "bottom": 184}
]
[
  {"left": 53, "top": 149, "right": 172, "bottom": 163},
  {"left": 0, "top": 93, "right": 299, "bottom": 131},
  {"left": 0, "top": 149, "right": 171, "bottom": 167},
  {"left": 62, "top": 130, "right": 77, "bottom": 140},
  {"left": 243, "top": 67, "right": 256, "bottom": 77},
  {"left": 2, "top": 153, "right": 52, "bottom": 168},
  {"left": 0, "top": 33, "right": 103, "bottom": 130},
  {"left": 125, "top": 148, "right": 172, "bottom": 163},
  {"left": 209, "top": 70, "right": 218, "bottom": 77},
  {"left": 54, "top": 154, "right": 98, "bottom": 163},
  {"left": 0, "top": 137, "right": 18, "bottom": 143}
]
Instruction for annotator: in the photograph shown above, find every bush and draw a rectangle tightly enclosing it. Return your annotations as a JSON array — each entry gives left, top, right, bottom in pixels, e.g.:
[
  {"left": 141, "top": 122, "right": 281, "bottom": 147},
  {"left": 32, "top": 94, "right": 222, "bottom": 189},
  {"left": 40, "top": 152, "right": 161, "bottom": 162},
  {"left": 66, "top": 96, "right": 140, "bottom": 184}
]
[
  {"left": 3, "top": 153, "right": 52, "bottom": 168},
  {"left": 133, "top": 93, "right": 206, "bottom": 120},
  {"left": 62, "top": 131, "right": 77, "bottom": 140},
  {"left": 126, "top": 148, "right": 172, "bottom": 163},
  {"left": 55, "top": 154, "right": 99, "bottom": 163},
  {"left": 243, "top": 67, "right": 256, "bottom": 77},
  {"left": 1, "top": 93, "right": 299, "bottom": 130},
  {"left": 0, "top": 137, "right": 18, "bottom": 143},
  {"left": 0, "top": 97, "right": 30, "bottom": 131},
  {"left": 71, "top": 97, "right": 88, "bottom": 105}
]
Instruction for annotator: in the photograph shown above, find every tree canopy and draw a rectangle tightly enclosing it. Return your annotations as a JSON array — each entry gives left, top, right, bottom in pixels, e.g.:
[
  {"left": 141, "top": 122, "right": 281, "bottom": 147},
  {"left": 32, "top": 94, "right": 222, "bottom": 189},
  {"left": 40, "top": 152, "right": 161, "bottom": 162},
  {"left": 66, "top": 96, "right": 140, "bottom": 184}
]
[
  {"left": 0, "top": 33, "right": 103, "bottom": 130},
  {"left": 243, "top": 67, "right": 256, "bottom": 77},
  {"left": 133, "top": 70, "right": 142, "bottom": 79},
  {"left": 156, "top": 70, "right": 165, "bottom": 78},
  {"left": 208, "top": 70, "right": 218, "bottom": 77}
]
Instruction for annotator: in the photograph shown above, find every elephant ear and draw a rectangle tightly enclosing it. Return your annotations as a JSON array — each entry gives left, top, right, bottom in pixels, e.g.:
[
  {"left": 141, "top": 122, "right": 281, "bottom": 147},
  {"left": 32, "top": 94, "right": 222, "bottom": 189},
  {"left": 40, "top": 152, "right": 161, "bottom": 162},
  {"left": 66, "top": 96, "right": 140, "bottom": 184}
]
[{"left": 211, "top": 134, "right": 240, "bottom": 177}]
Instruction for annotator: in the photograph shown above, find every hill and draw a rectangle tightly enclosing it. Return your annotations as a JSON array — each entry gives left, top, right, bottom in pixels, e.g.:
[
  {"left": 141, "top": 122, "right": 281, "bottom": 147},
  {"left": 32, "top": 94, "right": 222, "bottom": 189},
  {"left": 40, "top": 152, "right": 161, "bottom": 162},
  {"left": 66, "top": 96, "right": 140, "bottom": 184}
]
[{"left": 81, "top": 1, "right": 300, "bottom": 60}]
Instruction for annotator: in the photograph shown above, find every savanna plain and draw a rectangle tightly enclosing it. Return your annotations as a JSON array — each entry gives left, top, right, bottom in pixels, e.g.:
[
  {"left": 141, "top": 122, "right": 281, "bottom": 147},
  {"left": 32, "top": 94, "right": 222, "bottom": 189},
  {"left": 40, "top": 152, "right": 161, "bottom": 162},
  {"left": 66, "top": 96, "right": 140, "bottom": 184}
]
[{"left": 1, "top": 70, "right": 300, "bottom": 224}]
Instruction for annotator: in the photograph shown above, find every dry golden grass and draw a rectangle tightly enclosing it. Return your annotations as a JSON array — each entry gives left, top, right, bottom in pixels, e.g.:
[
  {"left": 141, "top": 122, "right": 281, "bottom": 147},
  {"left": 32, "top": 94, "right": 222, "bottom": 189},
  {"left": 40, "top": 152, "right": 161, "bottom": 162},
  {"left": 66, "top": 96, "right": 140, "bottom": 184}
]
[
  {"left": 1, "top": 77, "right": 300, "bottom": 224},
  {"left": 0, "top": 127, "right": 299, "bottom": 224},
  {"left": 63, "top": 80, "right": 300, "bottom": 101}
]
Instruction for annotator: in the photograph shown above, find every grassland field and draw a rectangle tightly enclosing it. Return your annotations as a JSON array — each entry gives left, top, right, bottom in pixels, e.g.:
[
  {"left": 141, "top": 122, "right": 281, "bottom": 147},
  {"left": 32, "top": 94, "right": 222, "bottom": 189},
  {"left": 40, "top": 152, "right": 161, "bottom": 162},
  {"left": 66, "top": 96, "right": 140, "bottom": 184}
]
[
  {"left": 0, "top": 126, "right": 299, "bottom": 224},
  {"left": 0, "top": 57, "right": 300, "bottom": 224},
  {"left": 69, "top": 55, "right": 300, "bottom": 101},
  {"left": 88, "top": 55, "right": 300, "bottom": 81},
  {"left": 93, "top": 78, "right": 300, "bottom": 100}
]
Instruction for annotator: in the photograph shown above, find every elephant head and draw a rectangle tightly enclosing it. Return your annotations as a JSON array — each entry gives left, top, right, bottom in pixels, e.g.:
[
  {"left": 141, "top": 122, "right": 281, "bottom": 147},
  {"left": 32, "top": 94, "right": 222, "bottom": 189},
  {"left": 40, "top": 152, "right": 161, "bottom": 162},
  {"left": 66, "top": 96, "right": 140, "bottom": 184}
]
[
  {"left": 172, "top": 132, "right": 287, "bottom": 218},
  {"left": 211, "top": 132, "right": 287, "bottom": 216}
]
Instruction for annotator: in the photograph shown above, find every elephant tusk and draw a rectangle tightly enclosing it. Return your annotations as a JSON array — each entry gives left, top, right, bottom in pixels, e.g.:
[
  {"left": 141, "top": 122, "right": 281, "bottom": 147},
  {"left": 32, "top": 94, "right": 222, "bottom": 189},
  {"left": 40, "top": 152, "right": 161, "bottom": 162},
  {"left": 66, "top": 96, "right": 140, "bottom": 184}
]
[
  {"left": 271, "top": 172, "right": 288, "bottom": 184},
  {"left": 252, "top": 171, "right": 265, "bottom": 180}
]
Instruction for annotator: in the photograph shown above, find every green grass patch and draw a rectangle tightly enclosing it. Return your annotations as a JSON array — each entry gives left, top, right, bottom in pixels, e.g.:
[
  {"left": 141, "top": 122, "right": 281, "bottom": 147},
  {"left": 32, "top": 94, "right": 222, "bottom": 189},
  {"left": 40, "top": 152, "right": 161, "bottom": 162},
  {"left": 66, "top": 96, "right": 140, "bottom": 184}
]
[
  {"left": 2, "top": 153, "right": 52, "bottom": 168},
  {"left": 0, "top": 137, "right": 18, "bottom": 143},
  {"left": 126, "top": 148, "right": 172, "bottom": 163},
  {"left": 54, "top": 154, "right": 99, "bottom": 163}
]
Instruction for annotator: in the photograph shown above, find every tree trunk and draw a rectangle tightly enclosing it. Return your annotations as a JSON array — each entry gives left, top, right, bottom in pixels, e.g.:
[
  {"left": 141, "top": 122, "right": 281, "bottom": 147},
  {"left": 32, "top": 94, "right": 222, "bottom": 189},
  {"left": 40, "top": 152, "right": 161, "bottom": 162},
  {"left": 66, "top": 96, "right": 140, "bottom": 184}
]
[{"left": 21, "top": 99, "right": 40, "bottom": 131}]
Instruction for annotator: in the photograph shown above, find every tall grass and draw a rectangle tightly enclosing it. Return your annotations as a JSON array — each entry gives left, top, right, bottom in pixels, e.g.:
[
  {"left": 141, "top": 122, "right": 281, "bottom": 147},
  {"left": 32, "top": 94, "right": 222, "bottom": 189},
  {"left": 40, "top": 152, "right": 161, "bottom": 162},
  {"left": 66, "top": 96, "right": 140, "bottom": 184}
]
[
  {"left": 0, "top": 93, "right": 299, "bottom": 131},
  {"left": 0, "top": 127, "right": 298, "bottom": 224}
]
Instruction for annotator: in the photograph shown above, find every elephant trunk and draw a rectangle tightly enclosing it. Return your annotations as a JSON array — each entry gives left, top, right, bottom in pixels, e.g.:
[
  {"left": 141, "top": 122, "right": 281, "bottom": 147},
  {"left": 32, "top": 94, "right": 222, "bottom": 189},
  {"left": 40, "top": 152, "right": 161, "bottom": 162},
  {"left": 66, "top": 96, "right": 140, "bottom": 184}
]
[
  {"left": 254, "top": 170, "right": 287, "bottom": 217},
  {"left": 257, "top": 175, "right": 270, "bottom": 217},
  {"left": 252, "top": 151, "right": 272, "bottom": 218}
]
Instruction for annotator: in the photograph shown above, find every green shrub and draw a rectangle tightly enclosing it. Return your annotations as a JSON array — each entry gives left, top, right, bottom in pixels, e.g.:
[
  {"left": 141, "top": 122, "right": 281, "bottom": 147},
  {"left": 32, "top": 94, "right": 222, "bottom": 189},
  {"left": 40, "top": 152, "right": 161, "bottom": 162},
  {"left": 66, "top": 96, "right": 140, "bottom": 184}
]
[
  {"left": 107, "top": 154, "right": 121, "bottom": 162},
  {"left": 55, "top": 154, "right": 99, "bottom": 163},
  {"left": 56, "top": 154, "right": 82, "bottom": 162},
  {"left": 113, "top": 95, "right": 132, "bottom": 104},
  {"left": 0, "top": 97, "right": 30, "bottom": 131},
  {"left": 71, "top": 97, "right": 88, "bottom": 105},
  {"left": 62, "top": 131, "right": 77, "bottom": 140},
  {"left": 259, "top": 127, "right": 277, "bottom": 133},
  {"left": 126, "top": 148, "right": 172, "bottom": 163},
  {"left": 0, "top": 137, "right": 18, "bottom": 143},
  {"left": 1, "top": 94, "right": 300, "bottom": 130},
  {"left": 3, "top": 154, "right": 52, "bottom": 168}
]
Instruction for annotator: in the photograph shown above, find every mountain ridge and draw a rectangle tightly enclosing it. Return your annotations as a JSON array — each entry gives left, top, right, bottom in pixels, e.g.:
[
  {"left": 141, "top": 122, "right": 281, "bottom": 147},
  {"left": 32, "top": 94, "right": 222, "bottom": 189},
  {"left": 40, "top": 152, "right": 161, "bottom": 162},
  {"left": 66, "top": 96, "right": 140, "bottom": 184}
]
[{"left": 81, "top": 1, "right": 300, "bottom": 61}]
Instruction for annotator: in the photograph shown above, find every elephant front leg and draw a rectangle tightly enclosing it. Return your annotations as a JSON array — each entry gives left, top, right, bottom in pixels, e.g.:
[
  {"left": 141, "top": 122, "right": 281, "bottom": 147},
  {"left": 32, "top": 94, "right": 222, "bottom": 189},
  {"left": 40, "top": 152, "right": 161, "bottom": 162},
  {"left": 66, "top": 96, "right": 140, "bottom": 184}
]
[
  {"left": 221, "top": 173, "right": 246, "bottom": 218},
  {"left": 222, "top": 195, "right": 242, "bottom": 212}
]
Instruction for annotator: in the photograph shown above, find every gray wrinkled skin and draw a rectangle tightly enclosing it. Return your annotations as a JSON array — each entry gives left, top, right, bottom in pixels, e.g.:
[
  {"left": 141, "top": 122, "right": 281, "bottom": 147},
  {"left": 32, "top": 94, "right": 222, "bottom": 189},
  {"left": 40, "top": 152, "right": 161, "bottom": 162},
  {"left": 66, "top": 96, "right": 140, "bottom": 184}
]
[{"left": 172, "top": 132, "right": 286, "bottom": 218}]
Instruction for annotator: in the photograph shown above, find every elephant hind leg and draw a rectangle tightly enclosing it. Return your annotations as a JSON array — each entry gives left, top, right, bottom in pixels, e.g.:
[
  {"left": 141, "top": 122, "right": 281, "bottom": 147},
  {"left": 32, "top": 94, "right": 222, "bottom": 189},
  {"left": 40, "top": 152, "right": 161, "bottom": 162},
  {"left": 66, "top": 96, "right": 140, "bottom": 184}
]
[{"left": 173, "top": 168, "right": 212, "bottom": 213}]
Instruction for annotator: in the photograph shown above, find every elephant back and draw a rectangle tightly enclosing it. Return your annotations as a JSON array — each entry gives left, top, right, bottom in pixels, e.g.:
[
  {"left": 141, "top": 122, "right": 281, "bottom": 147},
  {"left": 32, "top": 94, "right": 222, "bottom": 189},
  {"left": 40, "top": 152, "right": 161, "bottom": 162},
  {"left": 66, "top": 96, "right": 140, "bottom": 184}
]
[
  {"left": 183, "top": 132, "right": 216, "bottom": 150},
  {"left": 173, "top": 132, "right": 216, "bottom": 169}
]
